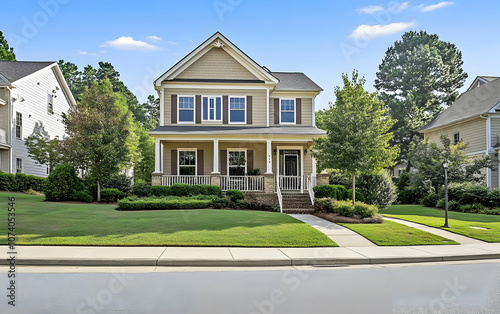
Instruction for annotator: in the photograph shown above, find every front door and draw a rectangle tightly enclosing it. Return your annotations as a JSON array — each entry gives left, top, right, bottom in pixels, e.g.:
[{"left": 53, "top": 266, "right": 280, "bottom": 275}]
[{"left": 279, "top": 150, "right": 300, "bottom": 190}]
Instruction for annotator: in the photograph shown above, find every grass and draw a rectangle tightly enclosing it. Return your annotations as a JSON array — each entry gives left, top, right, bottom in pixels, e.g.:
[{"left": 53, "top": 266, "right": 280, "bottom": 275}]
[
  {"left": 339, "top": 220, "right": 458, "bottom": 246},
  {"left": 0, "top": 192, "right": 336, "bottom": 247},
  {"left": 382, "top": 205, "right": 500, "bottom": 243}
]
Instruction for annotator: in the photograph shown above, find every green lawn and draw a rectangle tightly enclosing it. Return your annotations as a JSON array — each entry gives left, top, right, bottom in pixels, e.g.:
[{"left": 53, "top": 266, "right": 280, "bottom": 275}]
[
  {"left": 339, "top": 220, "right": 458, "bottom": 246},
  {"left": 382, "top": 205, "right": 500, "bottom": 243},
  {"left": 0, "top": 192, "right": 336, "bottom": 247}
]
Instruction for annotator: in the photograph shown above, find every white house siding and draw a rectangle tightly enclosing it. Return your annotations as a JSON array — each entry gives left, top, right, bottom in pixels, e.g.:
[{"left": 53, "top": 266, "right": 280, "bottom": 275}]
[
  {"left": 163, "top": 87, "right": 268, "bottom": 127},
  {"left": 10, "top": 66, "right": 72, "bottom": 177}
]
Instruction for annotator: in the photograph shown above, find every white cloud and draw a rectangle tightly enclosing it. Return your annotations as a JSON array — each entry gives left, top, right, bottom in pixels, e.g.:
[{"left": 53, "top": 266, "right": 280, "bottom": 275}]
[
  {"left": 100, "top": 37, "right": 160, "bottom": 51},
  {"left": 167, "top": 41, "right": 178, "bottom": 46},
  {"left": 419, "top": 1, "right": 454, "bottom": 12},
  {"left": 78, "top": 50, "right": 99, "bottom": 57},
  {"left": 146, "top": 35, "right": 162, "bottom": 42},
  {"left": 357, "top": 5, "right": 384, "bottom": 14},
  {"left": 394, "top": 1, "right": 410, "bottom": 11},
  {"left": 349, "top": 21, "right": 416, "bottom": 40}
]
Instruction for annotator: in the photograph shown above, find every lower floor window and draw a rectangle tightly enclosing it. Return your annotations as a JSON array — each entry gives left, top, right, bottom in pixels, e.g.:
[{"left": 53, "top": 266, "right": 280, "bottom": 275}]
[
  {"left": 179, "top": 150, "right": 196, "bottom": 175},
  {"left": 228, "top": 150, "right": 246, "bottom": 175}
]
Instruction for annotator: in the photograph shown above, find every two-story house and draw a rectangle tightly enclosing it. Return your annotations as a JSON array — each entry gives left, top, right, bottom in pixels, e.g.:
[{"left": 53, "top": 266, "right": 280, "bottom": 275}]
[
  {"left": 0, "top": 61, "right": 76, "bottom": 177},
  {"left": 420, "top": 76, "right": 500, "bottom": 188},
  {"left": 150, "top": 33, "right": 327, "bottom": 196}
]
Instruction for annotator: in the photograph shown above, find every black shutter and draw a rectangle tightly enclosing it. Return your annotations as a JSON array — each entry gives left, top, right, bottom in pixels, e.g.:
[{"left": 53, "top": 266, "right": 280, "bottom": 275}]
[
  {"left": 196, "top": 95, "right": 202, "bottom": 124},
  {"left": 223, "top": 96, "right": 228, "bottom": 124},
  {"left": 247, "top": 150, "right": 254, "bottom": 173},
  {"left": 220, "top": 150, "right": 227, "bottom": 175},
  {"left": 171, "top": 95, "right": 177, "bottom": 124},
  {"left": 247, "top": 96, "right": 252, "bottom": 124},
  {"left": 197, "top": 150, "right": 204, "bottom": 175},
  {"left": 171, "top": 150, "right": 177, "bottom": 175},
  {"left": 274, "top": 98, "right": 279, "bottom": 125},
  {"left": 296, "top": 98, "right": 302, "bottom": 125}
]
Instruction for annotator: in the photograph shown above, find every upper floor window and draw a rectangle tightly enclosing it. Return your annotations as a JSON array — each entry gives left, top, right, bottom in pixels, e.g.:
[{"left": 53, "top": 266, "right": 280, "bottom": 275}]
[
  {"left": 280, "top": 99, "right": 295, "bottom": 124},
  {"left": 47, "top": 94, "right": 54, "bottom": 114},
  {"left": 178, "top": 96, "right": 195, "bottom": 123},
  {"left": 453, "top": 133, "right": 460, "bottom": 144},
  {"left": 16, "top": 158, "right": 22, "bottom": 173},
  {"left": 229, "top": 97, "right": 246, "bottom": 124},
  {"left": 15, "top": 112, "right": 22, "bottom": 139},
  {"left": 203, "top": 96, "right": 222, "bottom": 121},
  {"left": 178, "top": 149, "right": 196, "bottom": 175}
]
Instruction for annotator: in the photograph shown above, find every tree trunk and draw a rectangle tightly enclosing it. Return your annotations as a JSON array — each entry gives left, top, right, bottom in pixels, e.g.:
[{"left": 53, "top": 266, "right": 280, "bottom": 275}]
[
  {"left": 97, "top": 180, "right": 101, "bottom": 202},
  {"left": 352, "top": 172, "right": 356, "bottom": 206}
]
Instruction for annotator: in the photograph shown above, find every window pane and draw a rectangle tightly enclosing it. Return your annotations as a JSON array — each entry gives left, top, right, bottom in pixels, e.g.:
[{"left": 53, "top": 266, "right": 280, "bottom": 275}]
[
  {"left": 229, "top": 166, "right": 245, "bottom": 176},
  {"left": 180, "top": 166, "right": 195, "bottom": 175},
  {"left": 216, "top": 98, "right": 221, "bottom": 120},
  {"left": 230, "top": 110, "right": 245, "bottom": 122},
  {"left": 203, "top": 98, "right": 208, "bottom": 120},
  {"left": 230, "top": 97, "right": 245, "bottom": 110},
  {"left": 281, "top": 112, "right": 294, "bottom": 123},
  {"left": 179, "top": 110, "right": 194, "bottom": 122},
  {"left": 179, "top": 97, "right": 194, "bottom": 109},
  {"left": 179, "top": 151, "right": 196, "bottom": 166}
]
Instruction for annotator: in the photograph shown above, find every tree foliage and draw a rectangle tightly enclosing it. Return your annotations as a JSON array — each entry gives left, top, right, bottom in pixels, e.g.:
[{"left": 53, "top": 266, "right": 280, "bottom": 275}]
[
  {"left": 375, "top": 31, "right": 468, "bottom": 168},
  {"left": 410, "top": 136, "right": 495, "bottom": 193},
  {"left": 312, "top": 71, "right": 399, "bottom": 204},
  {"left": 0, "top": 31, "right": 16, "bottom": 61},
  {"left": 25, "top": 133, "right": 63, "bottom": 173}
]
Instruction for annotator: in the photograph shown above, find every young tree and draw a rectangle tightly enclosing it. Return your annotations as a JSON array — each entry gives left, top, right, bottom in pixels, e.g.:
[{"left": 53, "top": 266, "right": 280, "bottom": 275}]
[
  {"left": 313, "top": 71, "right": 399, "bottom": 205},
  {"left": 410, "top": 136, "right": 495, "bottom": 193},
  {"left": 0, "top": 31, "right": 16, "bottom": 61},
  {"left": 133, "top": 124, "right": 155, "bottom": 182},
  {"left": 62, "top": 79, "right": 136, "bottom": 201},
  {"left": 375, "top": 31, "right": 468, "bottom": 170},
  {"left": 25, "top": 134, "right": 63, "bottom": 173}
]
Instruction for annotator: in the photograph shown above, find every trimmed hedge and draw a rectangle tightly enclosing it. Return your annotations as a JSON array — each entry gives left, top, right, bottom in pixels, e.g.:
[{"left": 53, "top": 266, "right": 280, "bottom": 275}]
[
  {"left": 314, "top": 198, "right": 378, "bottom": 218},
  {"left": 74, "top": 190, "right": 93, "bottom": 203},
  {"left": 313, "top": 184, "right": 347, "bottom": 200},
  {"left": 226, "top": 189, "right": 245, "bottom": 202},
  {"left": 150, "top": 185, "right": 171, "bottom": 197},
  {"left": 169, "top": 184, "right": 222, "bottom": 197},
  {"left": 132, "top": 181, "right": 151, "bottom": 197},
  {"left": 100, "top": 188, "right": 126, "bottom": 203},
  {"left": 0, "top": 172, "right": 47, "bottom": 192},
  {"left": 117, "top": 197, "right": 213, "bottom": 210},
  {"left": 420, "top": 194, "right": 440, "bottom": 208}
]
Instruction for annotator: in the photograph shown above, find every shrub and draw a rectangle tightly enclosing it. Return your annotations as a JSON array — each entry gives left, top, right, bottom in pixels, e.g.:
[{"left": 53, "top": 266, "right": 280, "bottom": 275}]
[
  {"left": 460, "top": 204, "right": 487, "bottom": 214},
  {"left": 44, "top": 163, "right": 82, "bottom": 201},
  {"left": 170, "top": 183, "right": 191, "bottom": 196},
  {"left": 356, "top": 172, "right": 396, "bottom": 208},
  {"left": 436, "top": 198, "right": 445, "bottom": 208},
  {"left": 448, "top": 200, "right": 460, "bottom": 211},
  {"left": 314, "top": 198, "right": 335, "bottom": 213},
  {"left": 213, "top": 197, "right": 229, "bottom": 209},
  {"left": 100, "top": 188, "right": 125, "bottom": 203},
  {"left": 169, "top": 184, "right": 222, "bottom": 197},
  {"left": 346, "top": 189, "right": 365, "bottom": 202},
  {"left": 74, "top": 190, "right": 93, "bottom": 203},
  {"left": 313, "top": 184, "right": 347, "bottom": 200},
  {"left": 226, "top": 189, "right": 245, "bottom": 202},
  {"left": 247, "top": 168, "right": 261, "bottom": 175},
  {"left": 420, "top": 194, "right": 440, "bottom": 207},
  {"left": 101, "top": 173, "right": 132, "bottom": 195},
  {"left": 397, "top": 186, "right": 421, "bottom": 204},
  {"left": 0, "top": 171, "right": 47, "bottom": 192},
  {"left": 132, "top": 180, "right": 151, "bottom": 197},
  {"left": 332, "top": 200, "right": 355, "bottom": 217},
  {"left": 117, "top": 197, "right": 213, "bottom": 210},
  {"left": 150, "top": 185, "right": 171, "bottom": 197},
  {"left": 487, "top": 189, "right": 500, "bottom": 208},
  {"left": 206, "top": 185, "right": 223, "bottom": 197},
  {"left": 236, "top": 199, "right": 251, "bottom": 209},
  {"left": 353, "top": 203, "right": 379, "bottom": 218},
  {"left": 447, "top": 183, "right": 488, "bottom": 206},
  {"left": 483, "top": 208, "right": 500, "bottom": 215},
  {"left": 396, "top": 171, "right": 411, "bottom": 190}
]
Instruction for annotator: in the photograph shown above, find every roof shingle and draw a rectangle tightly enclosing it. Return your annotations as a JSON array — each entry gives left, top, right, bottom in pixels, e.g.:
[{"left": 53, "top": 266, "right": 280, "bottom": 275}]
[
  {"left": 0, "top": 61, "right": 54, "bottom": 84},
  {"left": 271, "top": 72, "right": 322, "bottom": 91}
]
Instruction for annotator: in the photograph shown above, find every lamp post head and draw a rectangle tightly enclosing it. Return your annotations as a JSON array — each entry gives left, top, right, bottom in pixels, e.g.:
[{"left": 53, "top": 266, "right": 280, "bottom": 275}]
[{"left": 443, "top": 158, "right": 448, "bottom": 169}]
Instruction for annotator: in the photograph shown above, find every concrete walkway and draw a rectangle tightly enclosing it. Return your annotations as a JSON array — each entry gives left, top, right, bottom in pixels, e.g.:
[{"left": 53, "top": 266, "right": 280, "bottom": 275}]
[
  {"left": 383, "top": 216, "right": 485, "bottom": 245},
  {"left": 289, "top": 214, "right": 376, "bottom": 247}
]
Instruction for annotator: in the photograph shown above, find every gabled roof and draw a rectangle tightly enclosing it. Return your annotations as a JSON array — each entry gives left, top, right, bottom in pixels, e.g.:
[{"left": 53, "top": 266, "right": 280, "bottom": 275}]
[
  {"left": 466, "top": 75, "right": 500, "bottom": 92},
  {"left": 271, "top": 72, "right": 322, "bottom": 91},
  {"left": 0, "top": 61, "right": 55, "bottom": 85},
  {"left": 154, "top": 32, "right": 279, "bottom": 86},
  {"left": 420, "top": 77, "right": 500, "bottom": 132}
]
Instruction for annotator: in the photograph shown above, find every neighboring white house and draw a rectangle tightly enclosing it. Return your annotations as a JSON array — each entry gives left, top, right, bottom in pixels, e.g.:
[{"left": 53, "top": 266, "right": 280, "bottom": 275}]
[{"left": 0, "top": 61, "right": 76, "bottom": 177}]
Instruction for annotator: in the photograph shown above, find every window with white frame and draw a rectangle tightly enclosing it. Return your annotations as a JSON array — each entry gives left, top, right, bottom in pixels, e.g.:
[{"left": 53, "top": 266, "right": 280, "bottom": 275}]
[
  {"left": 178, "top": 150, "right": 196, "bottom": 175},
  {"left": 15, "top": 112, "right": 22, "bottom": 139},
  {"left": 178, "top": 96, "right": 195, "bottom": 123},
  {"left": 202, "top": 96, "right": 222, "bottom": 121},
  {"left": 47, "top": 94, "right": 54, "bottom": 114},
  {"left": 228, "top": 150, "right": 246, "bottom": 175},
  {"left": 16, "top": 158, "right": 22, "bottom": 173},
  {"left": 229, "top": 97, "right": 246, "bottom": 123},
  {"left": 453, "top": 133, "right": 460, "bottom": 144},
  {"left": 280, "top": 99, "right": 295, "bottom": 124}
]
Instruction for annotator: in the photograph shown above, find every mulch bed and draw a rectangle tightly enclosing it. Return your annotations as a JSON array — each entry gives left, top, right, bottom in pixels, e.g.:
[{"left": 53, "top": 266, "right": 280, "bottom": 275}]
[{"left": 315, "top": 212, "right": 384, "bottom": 224}]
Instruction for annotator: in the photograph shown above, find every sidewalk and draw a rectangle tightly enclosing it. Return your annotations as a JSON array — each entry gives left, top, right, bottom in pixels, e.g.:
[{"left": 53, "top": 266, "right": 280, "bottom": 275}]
[{"left": 3, "top": 243, "right": 500, "bottom": 267}]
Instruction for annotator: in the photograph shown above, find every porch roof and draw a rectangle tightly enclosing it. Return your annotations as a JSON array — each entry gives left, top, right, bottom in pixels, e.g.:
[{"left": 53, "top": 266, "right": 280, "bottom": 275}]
[{"left": 149, "top": 125, "right": 326, "bottom": 136}]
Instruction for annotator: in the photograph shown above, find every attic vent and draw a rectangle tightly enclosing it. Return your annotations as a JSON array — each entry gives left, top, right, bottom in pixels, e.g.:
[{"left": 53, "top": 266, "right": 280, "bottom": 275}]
[{"left": 212, "top": 39, "right": 225, "bottom": 48}]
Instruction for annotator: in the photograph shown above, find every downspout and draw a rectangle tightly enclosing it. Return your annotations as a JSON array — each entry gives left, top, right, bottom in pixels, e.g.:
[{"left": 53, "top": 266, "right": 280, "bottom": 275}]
[{"left": 480, "top": 114, "right": 492, "bottom": 188}]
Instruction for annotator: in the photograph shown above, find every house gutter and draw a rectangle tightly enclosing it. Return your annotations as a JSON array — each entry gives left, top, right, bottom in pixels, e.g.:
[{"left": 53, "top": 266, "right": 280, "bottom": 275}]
[{"left": 479, "top": 114, "right": 492, "bottom": 188}]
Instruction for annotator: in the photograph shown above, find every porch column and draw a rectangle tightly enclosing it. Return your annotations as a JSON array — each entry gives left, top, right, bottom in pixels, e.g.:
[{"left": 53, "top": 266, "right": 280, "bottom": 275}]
[
  {"left": 266, "top": 140, "right": 272, "bottom": 174},
  {"left": 213, "top": 139, "right": 219, "bottom": 173},
  {"left": 300, "top": 147, "right": 304, "bottom": 193},
  {"left": 312, "top": 156, "right": 317, "bottom": 176},
  {"left": 154, "top": 138, "right": 161, "bottom": 173}
]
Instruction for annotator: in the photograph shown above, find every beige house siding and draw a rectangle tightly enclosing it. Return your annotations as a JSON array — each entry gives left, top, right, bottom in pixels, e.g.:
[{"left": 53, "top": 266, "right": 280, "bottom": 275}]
[
  {"left": 163, "top": 88, "right": 267, "bottom": 126},
  {"left": 162, "top": 142, "right": 213, "bottom": 176},
  {"left": 424, "top": 118, "right": 486, "bottom": 154},
  {"left": 491, "top": 167, "right": 498, "bottom": 189},
  {"left": 176, "top": 48, "right": 259, "bottom": 81},
  {"left": 490, "top": 117, "right": 500, "bottom": 147},
  {"left": 269, "top": 97, "right": 313, "bottom": 127}
]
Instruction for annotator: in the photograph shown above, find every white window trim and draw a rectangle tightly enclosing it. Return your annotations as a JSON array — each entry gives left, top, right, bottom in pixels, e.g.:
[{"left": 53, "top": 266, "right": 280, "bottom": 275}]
[
  {"left": 177, "top": 95, "right": 196, "bottom": 124},
  {"left": 15, "top": 112, "right": 22, "bottom": 139},
  {"left": 227, "top": 148, "right": 247, "bottom": 175},
  {"left": 228, "top": 96, "right": 246, "bottom": 124},
  {"left": 279, "top": 98, "right": 296, "bottom": 125},
  {"left": 453, "top": 132, "right": 460, "bottom": 144},
  {"left": 177, "top": 148, "right": 197, "bottom": 176},
  {"left": 16, "top": 158, "right": 23, "bottom": 173},
  {"left": 202, "top": 95, "right": 222, "bottom": 122},
  {"left": 48, "top": 94, "right": 54, "bottom": 114}
]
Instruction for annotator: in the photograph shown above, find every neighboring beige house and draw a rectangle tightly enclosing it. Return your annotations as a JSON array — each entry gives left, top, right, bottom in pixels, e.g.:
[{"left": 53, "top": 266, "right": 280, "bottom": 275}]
[
  {"left": 0, "top": 61, "right": 76, "bottom": 177},
  {"left": 420, "top": 76, "right": 500, "bottom": 188},
  {"left": 149, "top": 32, "right": 327, "bottom": 201}
]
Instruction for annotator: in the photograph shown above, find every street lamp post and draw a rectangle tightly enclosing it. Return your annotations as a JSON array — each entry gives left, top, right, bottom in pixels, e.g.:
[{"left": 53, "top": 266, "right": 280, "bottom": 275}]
[{"left": 443, "top": 158, "right": 450, "bottom": 228}]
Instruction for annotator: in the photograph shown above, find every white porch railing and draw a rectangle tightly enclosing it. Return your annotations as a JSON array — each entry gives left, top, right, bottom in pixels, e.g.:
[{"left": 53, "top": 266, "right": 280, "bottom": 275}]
[
  {"left": 221, "top": 176, "right": 264, "bottom": 192},
  {"left": 306, "top": 175, "right": 316, "bottom": 205},
  {"left": 276, "top": 175, "right": 283, "bottom": 213},
  {"left": 162, "top": 175, "right": 211, "bottom": 186},
  {"left": 278, "top": 175, "right": 303, "bottom": 192}
]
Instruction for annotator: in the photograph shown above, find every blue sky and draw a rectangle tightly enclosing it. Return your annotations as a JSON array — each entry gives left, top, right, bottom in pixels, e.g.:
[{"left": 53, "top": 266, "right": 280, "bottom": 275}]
[{"left": 1, "top": 0, "right": 499, "bottom": 110}]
